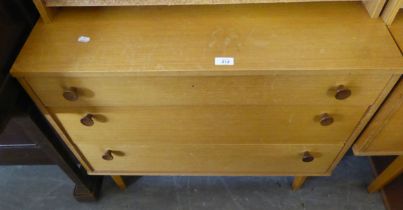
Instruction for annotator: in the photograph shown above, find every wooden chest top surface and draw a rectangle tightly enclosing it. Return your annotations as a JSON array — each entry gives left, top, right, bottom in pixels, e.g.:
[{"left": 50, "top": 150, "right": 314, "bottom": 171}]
[{"left": 11, "top": 2, "right": 403, "bottom": 77}]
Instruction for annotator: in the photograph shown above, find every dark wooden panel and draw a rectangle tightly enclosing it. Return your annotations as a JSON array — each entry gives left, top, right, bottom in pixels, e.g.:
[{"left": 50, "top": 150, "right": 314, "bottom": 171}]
[
  {"left": 0, "top": 146, "right": 52, "bottom": 165},
  {"left": 1, "top": 115, "right": 38, "bottom": 145},
  {"left": 0, "top": 115, "right": 52, "bottom": 164},
  {"left": 0, "top": 77, "right": 21, "bottom": 132},
  {"left": 0, "top": 0, "right": 37, "bottom": 133}
]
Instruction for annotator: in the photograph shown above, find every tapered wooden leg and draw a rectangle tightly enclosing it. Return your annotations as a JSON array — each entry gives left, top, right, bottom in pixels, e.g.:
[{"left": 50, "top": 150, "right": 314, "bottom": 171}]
[
  {"left": 368, "top": 156, "right": 403, "bottom": 193},
  {"left": 292, "top": 176, "right": 308, "bottom": 191},
  {"left": 111, "top": 176, "right": 126, "bottom": 190}
]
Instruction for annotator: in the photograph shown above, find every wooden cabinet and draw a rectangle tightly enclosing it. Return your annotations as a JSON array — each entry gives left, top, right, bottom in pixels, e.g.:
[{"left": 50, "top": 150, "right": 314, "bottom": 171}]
[
  {"left": 11, "top": 2, "right": 403, "bottom": 190},
  {"left": 354, "top": 79, "right": 403, "bottom": 155},
  {"left": 354, "top": 13, "right": 403, "bottom": 155},
  {"left": 353, "top": 79, "right": 403, "bottom": 192},
  {"left": 352, "top": 11, "right": 403, "bottom": 196},
  {"left": 34, "top": 0, "right": 388, "bottom": 20}
]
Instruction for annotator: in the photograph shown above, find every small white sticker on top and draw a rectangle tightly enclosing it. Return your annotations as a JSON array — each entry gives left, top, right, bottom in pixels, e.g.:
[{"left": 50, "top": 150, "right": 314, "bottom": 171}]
[
  {"left": 77, "top": 36, "right": 91, "bottom": 43},
  {"left": 215, "top": 57, "right": 234, "bottom": 66}
]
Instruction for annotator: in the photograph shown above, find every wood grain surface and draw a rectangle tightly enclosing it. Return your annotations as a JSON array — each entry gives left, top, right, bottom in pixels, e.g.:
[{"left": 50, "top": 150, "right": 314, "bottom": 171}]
[
  {"left": 77, "top": 143, "right": 343, "bottom": 175},
  {"left": 11, "top": 3, "right": 403, "bottom": 77},
  {"left": 46, "top": 0, "right": 357, "bottom": 7},
  {"left": 11, "top": 2, "right": 403, "bottom": 178},
  {"left": 389, "top": 11, "right": 403, "bottom": 50},
  {"left": 353, "top": 14, "right": 403, "bottom": 156},
  {"left": 382, "top": 0, "right": 402, "bottom": 25},
  {"left": 26, "top": 74, "right": 391, "bottom": 107},
  {"left": 353, "top": 76, "right": 403, "bottom": 155},
  {"left": 52, "top": 105, "right": 367, "bottom": 145}
]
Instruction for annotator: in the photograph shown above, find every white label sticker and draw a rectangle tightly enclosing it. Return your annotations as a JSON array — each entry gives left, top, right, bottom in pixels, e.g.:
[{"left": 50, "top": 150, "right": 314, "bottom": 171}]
[
  {"left": 77, "top": 36, "right": 91, "bottom": 43},
  {"left": 215, "top": 57, "right": 234, "bottom": 66}
]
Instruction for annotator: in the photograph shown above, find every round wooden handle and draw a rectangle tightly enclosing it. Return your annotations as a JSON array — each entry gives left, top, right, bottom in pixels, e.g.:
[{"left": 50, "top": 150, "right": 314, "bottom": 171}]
[
  {"left": 320, "top": 113, "right": 334, "bottom": 126},
  {"left": 102, "top": 150, "right": 114, "bottom": 160},
  {"left": 63, "top": 87, "right": 79, "bottom": 101},
  {"left": 80, "top": 114, "right": 94, "bottom": 127},
  {"left": 302, "top": 151, "right": 314, "bottom": 162},
  {"left": 335, "top": 85, "right": 351, "bottom": 100}
]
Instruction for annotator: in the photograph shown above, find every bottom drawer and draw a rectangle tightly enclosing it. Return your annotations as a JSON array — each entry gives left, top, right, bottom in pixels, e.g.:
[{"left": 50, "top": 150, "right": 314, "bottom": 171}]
[{"left": 78, "top": 144, "right": 343, "bottom": 175}]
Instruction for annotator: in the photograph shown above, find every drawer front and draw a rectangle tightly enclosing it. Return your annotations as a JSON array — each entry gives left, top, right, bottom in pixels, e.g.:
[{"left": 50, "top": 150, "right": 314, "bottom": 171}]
[
  {"left": 78, "top": 143, "right": 343, "bottom": 175},
  {"left": 27, "top": 74, "right": 391, "bottom": 107},
  {"left": 53, "top": 105, "right": 367, "bottom": 145}
]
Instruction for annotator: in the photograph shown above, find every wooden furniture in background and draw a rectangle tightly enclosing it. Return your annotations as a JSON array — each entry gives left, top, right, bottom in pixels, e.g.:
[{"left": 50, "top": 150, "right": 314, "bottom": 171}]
[
  {"left": 370, "top": 156, "right": 403, "bottom": 210},
  {"left": 368, "top": 156, "right": 403, "bottom": 192},
  {"left": 389, "top": 11, "right": 403, "bottom": 50},
  {"left": 353, "top": 79, "right": 403, "bottom": 156},
  {"left": 11, "top": 3, "right": 403, "bottom": 190},
  {"left": 353, "top": 11, "right": 403, "bottom": 194},
  {"left": 382, "top": 0, "right": 402, "bottom": 25},
  {"left": 32, "top": 0, "right": 387, "bottom": 23}
]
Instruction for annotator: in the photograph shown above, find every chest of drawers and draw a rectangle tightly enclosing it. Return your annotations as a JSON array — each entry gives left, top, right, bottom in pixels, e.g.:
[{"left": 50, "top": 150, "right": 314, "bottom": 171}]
[{"left": 11, "top": 2, "right": 403, "bottom": 189}]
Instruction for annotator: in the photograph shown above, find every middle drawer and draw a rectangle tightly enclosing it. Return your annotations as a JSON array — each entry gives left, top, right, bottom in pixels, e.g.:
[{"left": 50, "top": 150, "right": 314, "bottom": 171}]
[{"left": 52, "top": 105, "right": 367, "bottom": 145}]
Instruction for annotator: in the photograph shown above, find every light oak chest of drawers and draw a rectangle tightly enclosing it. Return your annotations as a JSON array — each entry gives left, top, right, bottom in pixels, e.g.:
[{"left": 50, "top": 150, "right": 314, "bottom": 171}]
[{"left": 12, "top": 2, "right": 403, "bottom": 189}]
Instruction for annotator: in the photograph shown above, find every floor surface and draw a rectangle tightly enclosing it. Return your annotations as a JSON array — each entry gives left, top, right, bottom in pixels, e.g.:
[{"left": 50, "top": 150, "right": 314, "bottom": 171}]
[{"left": 0, "top": 155, "right": 385, "bottom": 210}]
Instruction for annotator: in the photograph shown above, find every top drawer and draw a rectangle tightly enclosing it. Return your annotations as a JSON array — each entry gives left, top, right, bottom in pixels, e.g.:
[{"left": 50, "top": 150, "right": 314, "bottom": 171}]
[{"left": 27, "top": 74, "right": 391, "bottom": 107}]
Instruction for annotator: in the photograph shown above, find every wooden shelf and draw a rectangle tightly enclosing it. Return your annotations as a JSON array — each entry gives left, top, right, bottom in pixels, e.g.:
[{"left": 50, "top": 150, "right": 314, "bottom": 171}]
[
  {"left": 45, "top": 0, "right": 357, "bottom": 7},
  {"left": 32, "top": 0, "right": 386, "bottom": 23}
]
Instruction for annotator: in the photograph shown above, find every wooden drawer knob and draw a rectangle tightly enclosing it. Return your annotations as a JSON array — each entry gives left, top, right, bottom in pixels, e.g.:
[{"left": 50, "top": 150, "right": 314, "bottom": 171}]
[
  {"left": 102, "top": 150, "right": 124, "bottom": 161},
  {"left": 302, "top": 151, "right": 314, "bottom": 162},
  {"left": 80, "top": 114, "right": 94, "bottom": 127},
  {"left": 335, "top": 85, "right": 351, "bottom": 100},
  {"left": 63, "top": 87, "right": 78, "bottom": 101},
  {"left": 319, "top": 113, "right": 334, "bottom": 126},
  {"left": 102, "top": 150, "right": 114, "bottom": 161}
]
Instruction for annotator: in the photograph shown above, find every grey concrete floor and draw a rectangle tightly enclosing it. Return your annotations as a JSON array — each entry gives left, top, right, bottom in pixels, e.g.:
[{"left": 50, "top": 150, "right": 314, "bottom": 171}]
[{"left": 0, "top": 154, "right": 385, "bottom": 210}]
